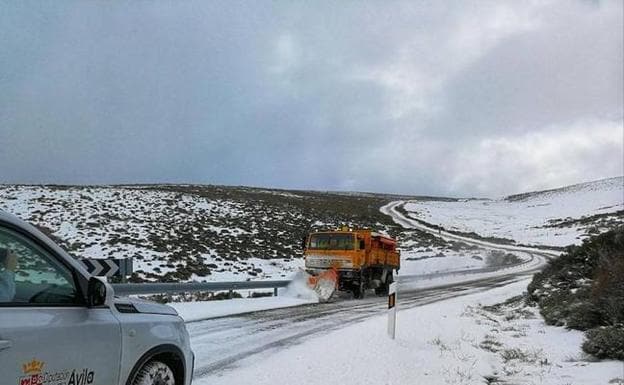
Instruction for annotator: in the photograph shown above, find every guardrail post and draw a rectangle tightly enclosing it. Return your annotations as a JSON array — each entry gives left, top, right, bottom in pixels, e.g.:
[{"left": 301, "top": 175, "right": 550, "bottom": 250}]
[{"left": 273, "top": 287, "right": 278, "bottom": 297}]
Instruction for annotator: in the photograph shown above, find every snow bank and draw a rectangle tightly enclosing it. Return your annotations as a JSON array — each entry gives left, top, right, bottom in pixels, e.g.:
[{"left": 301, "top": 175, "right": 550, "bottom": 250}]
[
  {"left": 172, "top": 271, "right": 320, "bottom": 321},
  {"left": 172, "top": 295, "right": 316, "bottom": 322}
]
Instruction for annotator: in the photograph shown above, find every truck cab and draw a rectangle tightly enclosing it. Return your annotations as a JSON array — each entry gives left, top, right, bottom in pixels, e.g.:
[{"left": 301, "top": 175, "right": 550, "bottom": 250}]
[
  {"left": 304, "top": 227, "right": 400, "bottom": 298},
  {"left": 0, "top": 211, "right": 194, "bottom": 385}
]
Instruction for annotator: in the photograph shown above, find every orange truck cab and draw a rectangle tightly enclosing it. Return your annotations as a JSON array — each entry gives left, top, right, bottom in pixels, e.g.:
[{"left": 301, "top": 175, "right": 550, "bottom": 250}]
[{"left": 303, "top": 227, "right": 400, "bottom": 298}]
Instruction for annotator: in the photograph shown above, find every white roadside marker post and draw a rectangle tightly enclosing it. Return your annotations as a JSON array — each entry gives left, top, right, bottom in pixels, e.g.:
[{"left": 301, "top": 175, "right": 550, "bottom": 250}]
[{"left": 387, "top": 281, "right": 397, "bottom": 339}]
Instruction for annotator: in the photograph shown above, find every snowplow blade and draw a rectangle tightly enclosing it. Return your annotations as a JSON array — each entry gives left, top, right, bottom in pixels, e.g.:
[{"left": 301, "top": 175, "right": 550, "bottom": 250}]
[{"left": 308, "top": 268, "right": 338, "bottom": 302}]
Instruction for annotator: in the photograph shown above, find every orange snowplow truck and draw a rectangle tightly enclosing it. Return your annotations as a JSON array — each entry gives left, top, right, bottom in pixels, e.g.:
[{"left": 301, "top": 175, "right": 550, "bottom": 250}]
[{"left": 304, "top": 227, "right": 400, "bottom": 299}]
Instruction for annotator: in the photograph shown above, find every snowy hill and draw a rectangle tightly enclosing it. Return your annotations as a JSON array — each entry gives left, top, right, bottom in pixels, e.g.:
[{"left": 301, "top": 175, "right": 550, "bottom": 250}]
[
  {"left": 1, "top": 178, "right": 621, "bottom": 284},
  {"left": 403, "top": 177, "right": 624, "bottom": 247},
  {"left": 0, "top": 184, "right": 413, "bottom": 283}
]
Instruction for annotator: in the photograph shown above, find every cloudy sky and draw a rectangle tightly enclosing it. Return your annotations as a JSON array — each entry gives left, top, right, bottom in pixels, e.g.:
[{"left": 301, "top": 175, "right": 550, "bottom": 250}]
[{"left": 1, "top": 1, "right": 622, "bottom": 197}]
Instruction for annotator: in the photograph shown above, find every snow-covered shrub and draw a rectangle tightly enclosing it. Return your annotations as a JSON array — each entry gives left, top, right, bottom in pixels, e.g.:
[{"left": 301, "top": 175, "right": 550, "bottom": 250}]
[
  {"left": 591, "top": 247, "right": 624, "bottom": 325},
  {"left": 582, "top": 326, "right": 624, "bottom": 360},
  {"left": 566, "top": 301, "right": 602, "bottom": 330},
  {"left": 528, "top": 226, "right": 624, "bottom": 360},
  {"left": 485, "top": 250, "right": 522, "bottom": 267}
]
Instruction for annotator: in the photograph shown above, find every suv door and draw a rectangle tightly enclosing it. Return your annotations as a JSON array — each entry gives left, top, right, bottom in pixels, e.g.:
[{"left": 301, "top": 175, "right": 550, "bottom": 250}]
[{"left": 0, "top": 224, "right": 122, "bottom": 385}]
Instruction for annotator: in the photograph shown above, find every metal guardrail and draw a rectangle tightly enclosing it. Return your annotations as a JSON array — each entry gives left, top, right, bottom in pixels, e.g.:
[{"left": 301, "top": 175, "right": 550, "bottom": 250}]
[
  {"left": 111, "top": 257, "right": 535, "bottom": 297},
  {"left": 111, "top": 258, "right": 541, "bottom": 298},
  {"left": 111, "top": 280, "right": 292, "bottom": 296}
]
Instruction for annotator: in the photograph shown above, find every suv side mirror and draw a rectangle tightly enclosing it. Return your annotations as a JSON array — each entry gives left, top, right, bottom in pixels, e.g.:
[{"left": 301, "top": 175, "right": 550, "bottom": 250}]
[{"left": 87, "top": 277, "right": 109, "bottom": 307}]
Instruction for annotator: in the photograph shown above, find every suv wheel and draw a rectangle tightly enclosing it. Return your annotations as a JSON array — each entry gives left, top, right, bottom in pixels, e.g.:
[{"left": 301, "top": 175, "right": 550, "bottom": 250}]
[{"left": 133, "top": 361, "right": 176, "bottom": 385}]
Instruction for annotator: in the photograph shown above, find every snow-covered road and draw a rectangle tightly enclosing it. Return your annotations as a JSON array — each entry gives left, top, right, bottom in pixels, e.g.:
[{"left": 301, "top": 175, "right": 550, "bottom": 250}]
[
  {"left": 381, "top": 201, "right": 561, "bottom": 258},
  {"left": 190, "top": 274, "right": 532, "bottom": 379},
  {"left": 189, "top": 201, "right": 556, "bottom": 381},
  {"left": 194, "top": 278, "right": 623, "bottom": 385}
]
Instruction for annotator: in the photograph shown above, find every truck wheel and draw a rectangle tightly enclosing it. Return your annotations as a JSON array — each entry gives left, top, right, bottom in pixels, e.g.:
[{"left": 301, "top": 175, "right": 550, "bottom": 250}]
[
  {"left": 352, "top": 281, "right": 366, "bottom": 299},
  {"left": 375, "top": 271, "right": 394, "bottom": 296},
  {"left": 132, "top": 361, "right": 176, "bottom": 385}
]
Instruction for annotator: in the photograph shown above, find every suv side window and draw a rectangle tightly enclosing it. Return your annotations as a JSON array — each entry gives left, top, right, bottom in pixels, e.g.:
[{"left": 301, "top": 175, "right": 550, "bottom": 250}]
[{"left": 0, "top": 226, "right": 80, "bottom": 306}]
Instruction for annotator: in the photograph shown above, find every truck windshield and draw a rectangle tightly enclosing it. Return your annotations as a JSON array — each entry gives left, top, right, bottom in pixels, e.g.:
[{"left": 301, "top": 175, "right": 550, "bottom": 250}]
[{"left": 308, "top": 233, "right": 354, "bottom": 250}]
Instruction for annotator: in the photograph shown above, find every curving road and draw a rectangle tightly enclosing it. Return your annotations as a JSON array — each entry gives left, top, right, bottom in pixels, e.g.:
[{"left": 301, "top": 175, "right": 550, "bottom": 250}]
[
  {"left": 190, "top": 201, "right": 556, "bottom": 381},
  {"left": 380, "top": 201, "right": 560, "bottom": 258}
]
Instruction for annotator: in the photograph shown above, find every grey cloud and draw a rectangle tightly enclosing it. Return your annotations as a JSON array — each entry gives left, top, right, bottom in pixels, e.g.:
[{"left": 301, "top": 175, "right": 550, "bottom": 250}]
[
  {"left": 436, "top": 1, "right": 623, "bottom": 138},
  {"left": 0, "top": 1, "right": 621, "bottom": 197}
]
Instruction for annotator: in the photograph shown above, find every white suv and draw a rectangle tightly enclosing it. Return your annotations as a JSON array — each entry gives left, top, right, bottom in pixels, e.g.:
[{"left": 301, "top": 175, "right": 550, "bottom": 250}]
[{"left": 0, "top": 211, "right": 194, "bottom": 385}]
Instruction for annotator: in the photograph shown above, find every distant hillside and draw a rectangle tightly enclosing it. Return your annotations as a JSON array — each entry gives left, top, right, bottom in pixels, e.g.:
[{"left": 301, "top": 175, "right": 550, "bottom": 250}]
[
  {"left": 402, "top": 177, "right": 623, "bottom": 247},
  {"left": 505, "top": 177, "right": 623, "bottom": 203},
  {"left": 0, "top": 184, "right": 441, "bottom": 283},
  {"left": 2, "top": 178, "right": 620, "bottom": 283}
]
